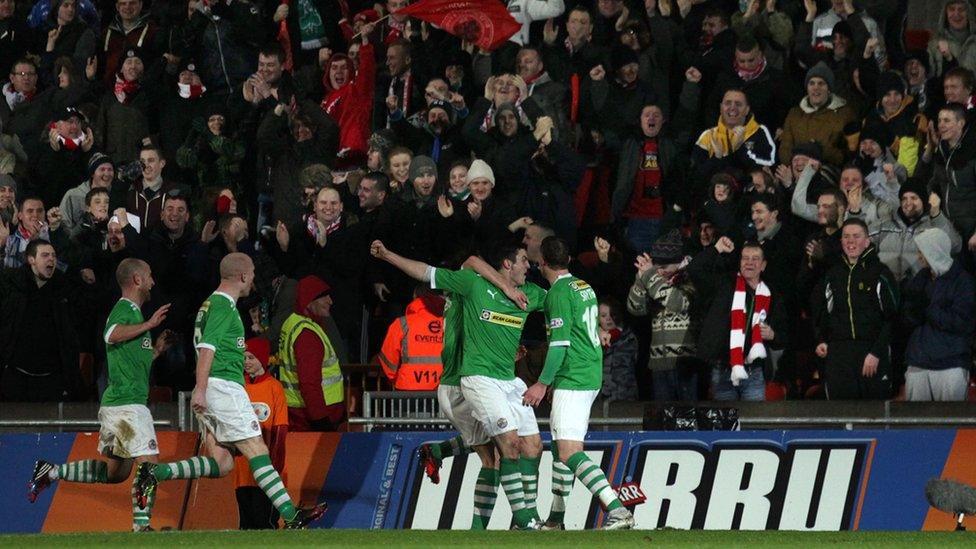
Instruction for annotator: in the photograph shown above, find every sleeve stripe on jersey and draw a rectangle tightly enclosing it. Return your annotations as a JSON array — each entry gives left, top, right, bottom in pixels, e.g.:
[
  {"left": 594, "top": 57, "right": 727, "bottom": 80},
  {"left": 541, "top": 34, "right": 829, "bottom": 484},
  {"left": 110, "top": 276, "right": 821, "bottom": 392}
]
[
  {"left": 104, "top": 324, "right": 117, "bottom": 345},
  {"left": 195, "top": 343, "right": 216, "bottom": 351},
  {"left": 549, "top": 340, "right": 570, "bottom": 347},
  {"left": 429, "top": 267, "right": 438, "bottom": 289}
]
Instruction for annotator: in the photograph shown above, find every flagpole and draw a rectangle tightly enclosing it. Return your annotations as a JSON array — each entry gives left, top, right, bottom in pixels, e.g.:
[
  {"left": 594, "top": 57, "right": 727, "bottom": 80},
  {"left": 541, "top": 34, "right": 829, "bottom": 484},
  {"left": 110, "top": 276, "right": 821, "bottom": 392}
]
[{"left": 351, "top": 13, "right": 392, "bottom": 41}]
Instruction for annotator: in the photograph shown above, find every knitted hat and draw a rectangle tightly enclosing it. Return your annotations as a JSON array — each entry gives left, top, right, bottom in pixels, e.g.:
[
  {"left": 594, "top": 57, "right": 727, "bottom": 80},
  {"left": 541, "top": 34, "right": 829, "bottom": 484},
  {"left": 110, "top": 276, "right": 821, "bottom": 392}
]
[
  {"left": 466, "top": 159, "right": 495, "bottom": 186},
  {"left": 649, "top": 229, "right": 684, "bottom": 264},
  {"left": 611, "top": 46, "right": 639, "bottom": 72},
  {"left": 805, "top": 61, "right": 836, "bottom": 92},
  {"left": 353, "top": 8, "right": 380, "bottom": 24},
  {"left": 368, "top": 129, "right": 396, "bottom": 156},
  {"left": 898, "top": 177, "right": 928, "bottom": 200},
  {"left": 427, "top": 99, "right": 456, "bottom": 125},
  {"left": 494, "top": 102, "right": 518, "bottom": 127},
  {"left": 831, "top": 20, "right": 854, "bottom": 42},
  {"left": 915, "top": 228, "right": 953, "bottom": 277},
  {"left": 860, "top": 122, "right": 895, "bottom": 149},
  {"left": 121, "top": 46, "right": 144, "bottom": 63},
  {"left": 178, "top": 57, "right": 199, "bottom": 74},
  {"left": 59, "top": 106, "right": 88, "bottom": 124},
  {"left": 87, "top": 152, "right": 113, "bottom": 178},
  {"left": 792, "top": 140, "right": 823, "bottom": 162},
  {"left": 0, "top": 173, "right": 16, "bottom": 192},
  {"left": 300, "top": 163, "right": 333, "bottom": 188},
  {"left": 876, "top": 71, "right": 907, "bottom": 101},
  {"left": 245, "top": 337, "right": 271, "bottom": 367},
  {"left": 409, "top": 155, "right": 437, "bottom": 181},
  {"left": 904, "top": 49, "right": 930, "bottom": 75}
]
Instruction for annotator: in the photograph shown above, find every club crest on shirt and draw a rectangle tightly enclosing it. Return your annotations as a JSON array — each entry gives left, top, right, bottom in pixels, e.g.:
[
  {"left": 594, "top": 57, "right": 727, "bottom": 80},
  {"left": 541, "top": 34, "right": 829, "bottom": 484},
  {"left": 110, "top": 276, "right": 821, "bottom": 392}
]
[
  {"left": 237, "top": 337, "right": 245, "bottom": 348},
  {"left": 141, "top": 337, "right": 152, "bottom": 350},
  {"left": 252, "top": 402, "right": 271, "bottom": 422}
]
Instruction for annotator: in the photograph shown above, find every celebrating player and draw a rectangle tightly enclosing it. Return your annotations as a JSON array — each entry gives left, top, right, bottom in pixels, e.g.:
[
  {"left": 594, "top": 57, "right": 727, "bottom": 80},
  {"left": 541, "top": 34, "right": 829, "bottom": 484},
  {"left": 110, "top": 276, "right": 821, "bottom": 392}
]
[
  {"left": 523, "top": 237, "right": 635, "bottom": 530},
  {"left": 133, "top": 253, "right": 326, "bottom": 529},
  {"left": 371, "top": 240, "right": 546, "bottom": 528},
  {"left": 28, "top": 259, "right": 173, "bottom": 532}
]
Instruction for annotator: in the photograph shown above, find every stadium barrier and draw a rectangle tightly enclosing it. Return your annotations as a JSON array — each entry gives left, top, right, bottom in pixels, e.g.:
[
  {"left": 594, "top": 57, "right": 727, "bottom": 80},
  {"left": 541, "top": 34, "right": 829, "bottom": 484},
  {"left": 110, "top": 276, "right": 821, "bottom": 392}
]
[{"left": 4, "top": 429, "right": 976, "bottom": 533}]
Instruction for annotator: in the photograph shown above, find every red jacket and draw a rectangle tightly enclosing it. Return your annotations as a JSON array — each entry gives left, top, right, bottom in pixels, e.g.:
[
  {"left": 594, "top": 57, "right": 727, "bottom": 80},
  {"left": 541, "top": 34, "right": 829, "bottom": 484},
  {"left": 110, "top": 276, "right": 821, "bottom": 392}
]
[{"left": 320, "top": 43, "right": 375, "bottom": 165}]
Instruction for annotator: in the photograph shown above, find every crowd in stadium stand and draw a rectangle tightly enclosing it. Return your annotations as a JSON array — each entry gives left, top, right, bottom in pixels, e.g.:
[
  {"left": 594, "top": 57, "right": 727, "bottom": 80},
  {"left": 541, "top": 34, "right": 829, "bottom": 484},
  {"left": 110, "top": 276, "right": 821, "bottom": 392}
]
[{"left": 1, "top": 0, "right": 974, "bottom": 414}]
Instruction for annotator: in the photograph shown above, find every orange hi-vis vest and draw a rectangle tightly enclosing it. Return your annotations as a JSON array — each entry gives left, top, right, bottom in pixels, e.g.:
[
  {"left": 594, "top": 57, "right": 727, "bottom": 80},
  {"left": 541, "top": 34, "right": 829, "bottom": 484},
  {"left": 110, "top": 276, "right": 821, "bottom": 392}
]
[{"left": 377, "top": 300, "right": 444, "bottom": 390}]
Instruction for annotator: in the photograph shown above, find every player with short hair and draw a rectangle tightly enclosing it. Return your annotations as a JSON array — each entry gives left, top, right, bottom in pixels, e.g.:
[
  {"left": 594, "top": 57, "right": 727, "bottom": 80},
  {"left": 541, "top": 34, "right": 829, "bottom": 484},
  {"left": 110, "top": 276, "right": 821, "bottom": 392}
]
[
  {"left": 133, "top": 253, "right": 325, "bottom": 529},
  {"left": 28, "top": 258, "right": 173, "bottom": 532},
  {"left": 371, "top": 240, "right": 544, "bottom": 529},
  {"left": 524, "top": 237, "right": 635, "bottom": 530}
]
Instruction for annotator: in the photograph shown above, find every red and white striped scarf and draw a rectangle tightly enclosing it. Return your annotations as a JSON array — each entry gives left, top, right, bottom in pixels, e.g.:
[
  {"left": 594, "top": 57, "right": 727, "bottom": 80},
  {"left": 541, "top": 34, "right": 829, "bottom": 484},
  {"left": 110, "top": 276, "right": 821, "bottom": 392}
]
[
  {"left": 729, "top": 274, "right": 770, "bottom": 369},
  {"left": 49, "top": 123, "right": 84, "bottom": 151}
]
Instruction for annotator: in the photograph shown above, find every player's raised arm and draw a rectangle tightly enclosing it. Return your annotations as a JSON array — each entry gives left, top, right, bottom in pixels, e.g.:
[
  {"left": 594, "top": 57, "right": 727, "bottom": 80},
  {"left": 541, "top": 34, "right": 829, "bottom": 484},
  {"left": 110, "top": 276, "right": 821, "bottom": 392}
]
[
  {"left": 461, "top": 255, "right": 528, "bottom": 311},
  {"left": 106, "top": 303, "right": 171, "bottom": 344},
  {"left": 370, "top": 240, "right": 434, "bottom": 281}
]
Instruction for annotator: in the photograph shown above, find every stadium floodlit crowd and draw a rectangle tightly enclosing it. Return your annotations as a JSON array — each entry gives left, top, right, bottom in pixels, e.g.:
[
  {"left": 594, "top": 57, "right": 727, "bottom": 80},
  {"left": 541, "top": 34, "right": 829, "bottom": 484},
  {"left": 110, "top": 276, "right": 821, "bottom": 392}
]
[{"left": 0, "top": 0, "right": 973, "bottom": 408}]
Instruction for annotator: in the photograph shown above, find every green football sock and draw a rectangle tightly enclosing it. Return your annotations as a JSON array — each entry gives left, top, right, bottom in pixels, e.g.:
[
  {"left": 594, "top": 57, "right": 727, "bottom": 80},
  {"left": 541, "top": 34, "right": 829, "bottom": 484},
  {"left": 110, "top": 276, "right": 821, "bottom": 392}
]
[
  {"left": 549, "top": 445, "right": 574, "bottom": 524},
  {"left": 431, "top": 435, "right": 467, "bottom": 461},
  {"left": 54, "top": 460, "right": 108, "bottom": 483},
  {"left": 249, "top": 454, "right": 297, "bottom": 522},
  {"left": 499, "top": 457, "right": 534, "bottom": 527},
  {"left": 153, "top": 456, "right": 220, "bottom": 481},
  {"left": 518, "top": 455, "right": 541, "bottom": 520},
  {"left": 567, "top": 452, "right": 622, "bottom": 512},
  {"left": 470, "top": 467, "right": 499, "bottom": 530}
]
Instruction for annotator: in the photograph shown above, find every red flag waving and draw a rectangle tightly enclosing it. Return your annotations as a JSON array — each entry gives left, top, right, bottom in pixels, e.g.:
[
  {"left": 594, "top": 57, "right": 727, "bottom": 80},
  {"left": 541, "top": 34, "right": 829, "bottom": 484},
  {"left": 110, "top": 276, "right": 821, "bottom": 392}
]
[{"left": 397, "top": 0, "right": 519, "bottom": 51}]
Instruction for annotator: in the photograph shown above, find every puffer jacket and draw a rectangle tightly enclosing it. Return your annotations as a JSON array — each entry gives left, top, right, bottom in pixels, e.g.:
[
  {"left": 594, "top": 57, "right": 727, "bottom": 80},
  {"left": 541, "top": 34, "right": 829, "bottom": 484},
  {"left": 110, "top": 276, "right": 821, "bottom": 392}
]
[{"left": 813, "top": 246, "right": 899, "bottom": 358}]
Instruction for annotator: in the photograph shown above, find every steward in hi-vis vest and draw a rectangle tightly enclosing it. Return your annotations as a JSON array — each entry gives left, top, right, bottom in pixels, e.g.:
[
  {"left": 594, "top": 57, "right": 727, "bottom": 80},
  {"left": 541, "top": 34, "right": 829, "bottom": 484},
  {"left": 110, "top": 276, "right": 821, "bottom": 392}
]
[{"left": 277, "top": 275, "right": 346, "bottom": 431}]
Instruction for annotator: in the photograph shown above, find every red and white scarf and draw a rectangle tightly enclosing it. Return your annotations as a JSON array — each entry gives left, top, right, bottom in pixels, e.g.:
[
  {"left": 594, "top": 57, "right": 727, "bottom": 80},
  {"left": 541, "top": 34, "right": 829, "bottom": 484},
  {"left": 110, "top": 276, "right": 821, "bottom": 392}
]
[
  {"left": 114, "top": 75, "right": 140, "bottom": 104},
  {"left": 729, "top": 274, "right": 770, "bottom": 370},
  {"left": 734, "top": 54, "right": 767, "bottom": 82},
  {"left": 48, "top": 122, "right": 84, "bottom": 151}
]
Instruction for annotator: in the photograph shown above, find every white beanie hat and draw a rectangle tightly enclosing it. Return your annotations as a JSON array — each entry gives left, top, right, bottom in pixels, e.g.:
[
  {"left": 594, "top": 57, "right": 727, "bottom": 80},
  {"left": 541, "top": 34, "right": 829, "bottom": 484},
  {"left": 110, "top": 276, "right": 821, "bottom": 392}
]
[
  {"left": 914, "top": 228, "right": 953, "bottom": 277},
  {"left": 466, "top": 159, "right": 495, "bottom": 187}
]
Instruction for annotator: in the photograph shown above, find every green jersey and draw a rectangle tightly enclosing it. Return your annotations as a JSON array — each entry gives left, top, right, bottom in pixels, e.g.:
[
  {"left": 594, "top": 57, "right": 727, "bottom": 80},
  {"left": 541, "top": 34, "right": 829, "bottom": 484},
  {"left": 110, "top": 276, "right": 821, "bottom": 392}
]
[
  {"left": 542, "top": 274, "right": 602, "bottom": 390},
  {"left": 439, "top": 291, "right": 463, "bottom": 386},
  {"left": 193, "top": 292, "right": 246, "bottom": 386},
  {"left": 101, "top": 299, "right": 153, "bottom": 407},
  {"left": 431, "top": 268, "right": 546, "bottom": 381}
]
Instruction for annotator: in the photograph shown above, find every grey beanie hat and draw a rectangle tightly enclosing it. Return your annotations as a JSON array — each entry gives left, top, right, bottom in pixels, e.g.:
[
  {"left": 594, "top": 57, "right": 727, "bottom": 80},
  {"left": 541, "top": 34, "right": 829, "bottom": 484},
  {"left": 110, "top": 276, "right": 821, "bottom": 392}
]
[
  {"left": 915, "top": 228, "right": 953, "bottom": 277},
  {"left": 409, "top": 155, "right": 437, "bottom": 181},
  {"left": 0, "top": 173, "right": 15, "bottom": 192},
  {"left": 805, "top": 61, "right": 836, "bottom": 92}
]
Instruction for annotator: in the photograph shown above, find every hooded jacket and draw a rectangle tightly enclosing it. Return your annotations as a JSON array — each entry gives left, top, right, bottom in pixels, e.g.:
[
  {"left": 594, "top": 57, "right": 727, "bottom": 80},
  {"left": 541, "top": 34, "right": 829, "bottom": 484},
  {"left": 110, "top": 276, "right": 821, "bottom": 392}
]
[
  {"left": 871, "top": 208, "right": 961, "bottom": 282},
  {"left": 903, "top": 259, "right": 974, "bottom": 371},
  {"left": 377, "top": 294, "right": 445, "bottom": 390},
  {"left": 927, "top": 0, "right": 976, "bottom": 76},
  {"left": 282, "top": 275, "right": 345, "bottom": 430}
]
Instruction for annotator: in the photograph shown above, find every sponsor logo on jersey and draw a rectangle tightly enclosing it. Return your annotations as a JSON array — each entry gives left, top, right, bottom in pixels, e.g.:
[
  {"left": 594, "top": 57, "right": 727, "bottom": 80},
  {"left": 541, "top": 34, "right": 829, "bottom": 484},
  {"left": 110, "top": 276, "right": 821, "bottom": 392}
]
[
  {"left": 549, "top": 318, "right": 564, "bottom": 329},
  {"left": 252, "top": 402, "right": 271, "bottom": 422},
  {"left": 570, "top": 280, "right": 591, "bottom": 291},
  {"left": 629, "top": 440, "right": 868, "bottom": 530},
  {"left": 479, "top": 309, "right": 523, "bottom": 328}
]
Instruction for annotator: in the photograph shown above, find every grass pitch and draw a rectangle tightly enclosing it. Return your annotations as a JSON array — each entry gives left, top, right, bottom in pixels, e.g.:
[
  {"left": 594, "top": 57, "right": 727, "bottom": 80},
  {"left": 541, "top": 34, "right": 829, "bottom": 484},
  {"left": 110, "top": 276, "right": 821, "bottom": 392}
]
[{"left": 0, "top": 530, "right": 973, "bottom": 548}]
